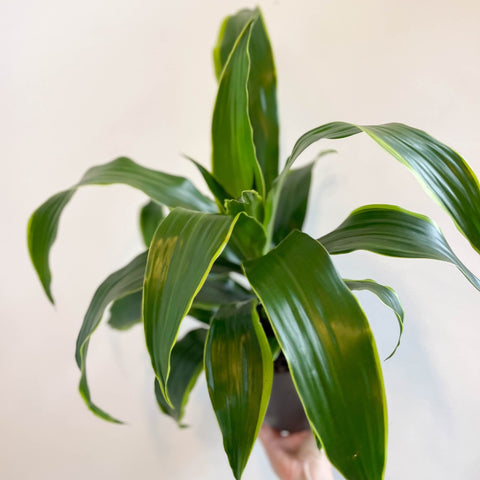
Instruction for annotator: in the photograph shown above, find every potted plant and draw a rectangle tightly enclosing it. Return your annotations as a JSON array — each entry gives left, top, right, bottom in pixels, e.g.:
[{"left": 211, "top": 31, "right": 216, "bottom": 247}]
[{"left": 27, "top": 7, "right": 480, "bottom": 480}]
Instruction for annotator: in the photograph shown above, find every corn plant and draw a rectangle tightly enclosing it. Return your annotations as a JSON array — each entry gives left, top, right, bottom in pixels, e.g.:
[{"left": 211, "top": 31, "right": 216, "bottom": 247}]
[{"left": 27, "top": 7, "right": 480, "bottom": 480}]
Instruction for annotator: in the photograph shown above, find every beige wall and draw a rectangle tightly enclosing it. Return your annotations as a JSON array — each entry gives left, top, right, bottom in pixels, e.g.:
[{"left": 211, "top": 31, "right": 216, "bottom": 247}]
[{"left": 2, "top": 0, "right": 480, "bottom": 478}]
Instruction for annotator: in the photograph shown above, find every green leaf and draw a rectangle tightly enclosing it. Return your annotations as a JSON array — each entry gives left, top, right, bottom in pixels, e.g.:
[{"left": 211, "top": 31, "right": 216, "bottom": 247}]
[
  {"left": 78, "top": 158, "right": 215, "bottom": 212},
  {"left": 229, "top": 213, "right": 267, "bottom": 260},
  {"left": 345, "top": 279, "right": 404, "bottom": 360},
  {"left": 187, "top": 306, "right": 216, "bottom": 325},
  {"left": 185, "top": 155, "right": 231, "bottom": 212},
  {"left": 225, "top": 191, "right": 267, "bottom": 259},
  {"left": 214, "top": 8, "right": 279, "bottom": 191},
  {"left": 272, "top": 121, "right": 480, "bottom": 254},
  {"left": 143, "top": 208, "right": 239, "bottom": 405},
  {"left": 107, "top": 290, "right": 142, "bottom": 331},
  {"left": 212, "top": 17, "right": 264, "bottom": 198},
  {"left": 205, "top": 301, "right": 273, "bottom": 480},
  {"left": 243, "top": 231, "right": 386, "bottom": 480},
  {"left": 273, "top": 150, "right": 336, "bottom": 244},
  {"left": 225, "top": 190, "right": 264, "bottom": 223},
  {"left": 273, "top": 164, "right": 314, "bottom": 244},
  {"left": 140, "top": 201, "right": 165, "bottom": 247},
  {"left": 214, "top": 9, "right": 253, "bottom": 80},
  {"left": 155, "top": 328, "right": 207, "bottom": 425},
  {"left": 75, "top": 252, "right": 147, "bottom": 423},
  {"left": 27, "top": 190, "right": 75, "bottom": 303},
  {"left": 320, "top": 204, "right": 480, "bottom": 291},
  {"left": 28, "top": 157, "right": 215, "bottom": 303}
]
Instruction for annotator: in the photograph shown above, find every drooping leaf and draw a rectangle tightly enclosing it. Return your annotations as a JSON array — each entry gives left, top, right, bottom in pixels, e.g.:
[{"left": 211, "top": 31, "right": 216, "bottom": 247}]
[
  {"left": 320, "top": 204, "right": 480, "bottom": 291},
  {"left": 140, "top": 201, "right": 165, "bottom": 247},
  {"left": 143, "top": 208, "right": 239, "bottom": 404},
  {"left": 266, "top": 121, "right": 480, "bottom": 254},
  {"left": 205, "top": 301, "right": 273, "bottom": 480},
  {"left": 28, "top": 157, "right": 215, "bottom": 302},
  {"left": 212, "top": 17, "right": 264, "bottom": 198},
  {"left": 78, "top": 158, "right": 214, "bottom": 212},
  {"left": 214, "top": 8, "right": 279, "bottom": 191},
  {"left": 345, "top": 279, "right": 404, "bottom": 360},
  {"left": 27, "top": 190, "right": 75, "bottom": 303},
  {"left": 107, "top": 290, "right": 142, "bottom": 331},
  {"left": 243, "top": 231, "right": 386, "bottom": 480},
  {"left": 155, "top": 328, "right": 207, "bottom": 425},
  {"left": 75, "top": 252, "right": 147, "bottom": 423}
]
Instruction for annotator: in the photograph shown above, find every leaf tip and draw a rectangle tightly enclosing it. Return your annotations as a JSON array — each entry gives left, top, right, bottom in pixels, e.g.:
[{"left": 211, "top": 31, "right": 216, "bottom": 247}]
[
  {"left": 383, "top": 340, "right": 401, "bottom": 361},
  {"left": 43, "top": 284, "right": 55, "bottom": 305},
  {"left": 230, "top": 461, "right": 245, "bottom": 480},
  {"left": 157, "top": 375, "right": 174, "bottom": 409}
]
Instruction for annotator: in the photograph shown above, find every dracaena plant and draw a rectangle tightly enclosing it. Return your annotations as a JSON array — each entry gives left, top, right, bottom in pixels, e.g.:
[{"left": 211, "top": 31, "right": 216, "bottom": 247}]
[{"left": 27, "top": 7, "right": 480, "bottom": 480}]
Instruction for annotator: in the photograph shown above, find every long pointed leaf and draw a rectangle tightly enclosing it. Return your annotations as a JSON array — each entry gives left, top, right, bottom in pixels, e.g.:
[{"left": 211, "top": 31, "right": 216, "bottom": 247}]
[
  {"left": 205, "top": 301, "right": 273, "bottom": 479},
  {"left": 28, "top": 157, "right": 215, "bottom": 302},
  {"left": 345, "top": 279, "right": 404, "bottom": 360},
  {"left": 27, "top": 190, "right": 75, "bottom": 303},
  {"left": 266, "top": 122, "right": 480, "bottom": 253},
  {"left": 244, "top": 231, "right": 386, "bottom": 480},
  {"left": 78, "top": 158, "right": 215, "bottom": 212},
  {"left": 212, "top": 17, "right": 264, "bottom": 198},
  {"left": 143, "top": 208, "right": 239, "bottom": 405},
  {"left": 155, "top": 328, "right": 207, "bottom": 425},
  {"left": 320, "top": 204, "right": 480, "bottom": 291},
  {"left": 214, "top": 8, "right": 279, "bottom": 190},
  {"left": 75, "top": 251, "right": 147, "bottom": 423}
]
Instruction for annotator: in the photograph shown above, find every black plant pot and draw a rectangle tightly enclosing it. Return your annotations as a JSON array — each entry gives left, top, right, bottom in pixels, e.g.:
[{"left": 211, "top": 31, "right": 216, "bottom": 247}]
[{"left": 264, "top": 353, "right": 310, "bottom": 433}]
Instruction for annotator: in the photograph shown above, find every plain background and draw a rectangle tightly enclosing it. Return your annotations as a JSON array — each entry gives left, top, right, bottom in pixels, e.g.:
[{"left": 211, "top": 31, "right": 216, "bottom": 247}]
[{"left": 2, "top": 0, "right": 480, "bottom": 478}]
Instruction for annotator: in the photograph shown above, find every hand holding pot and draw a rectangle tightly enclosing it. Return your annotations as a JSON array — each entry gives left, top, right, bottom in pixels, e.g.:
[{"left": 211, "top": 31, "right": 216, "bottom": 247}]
[{"left": 260, "top": 424, "right": 334, "bottom": 480}]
